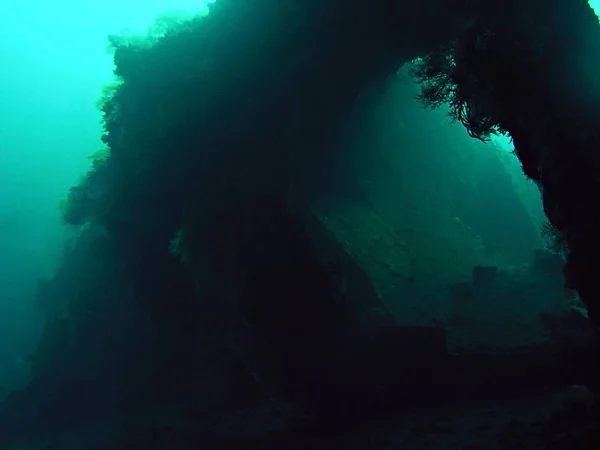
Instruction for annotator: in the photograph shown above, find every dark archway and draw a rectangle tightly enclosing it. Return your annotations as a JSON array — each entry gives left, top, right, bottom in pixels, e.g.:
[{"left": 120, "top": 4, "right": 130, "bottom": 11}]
[{"left": 2, "top": 0, "right": 600, "bottom": 447}]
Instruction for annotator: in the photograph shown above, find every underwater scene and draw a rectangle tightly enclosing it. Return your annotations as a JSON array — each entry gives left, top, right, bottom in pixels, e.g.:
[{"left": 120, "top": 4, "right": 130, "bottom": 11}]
[{"left": 1, "top": 0, "right": 600, "bottom": 448}]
